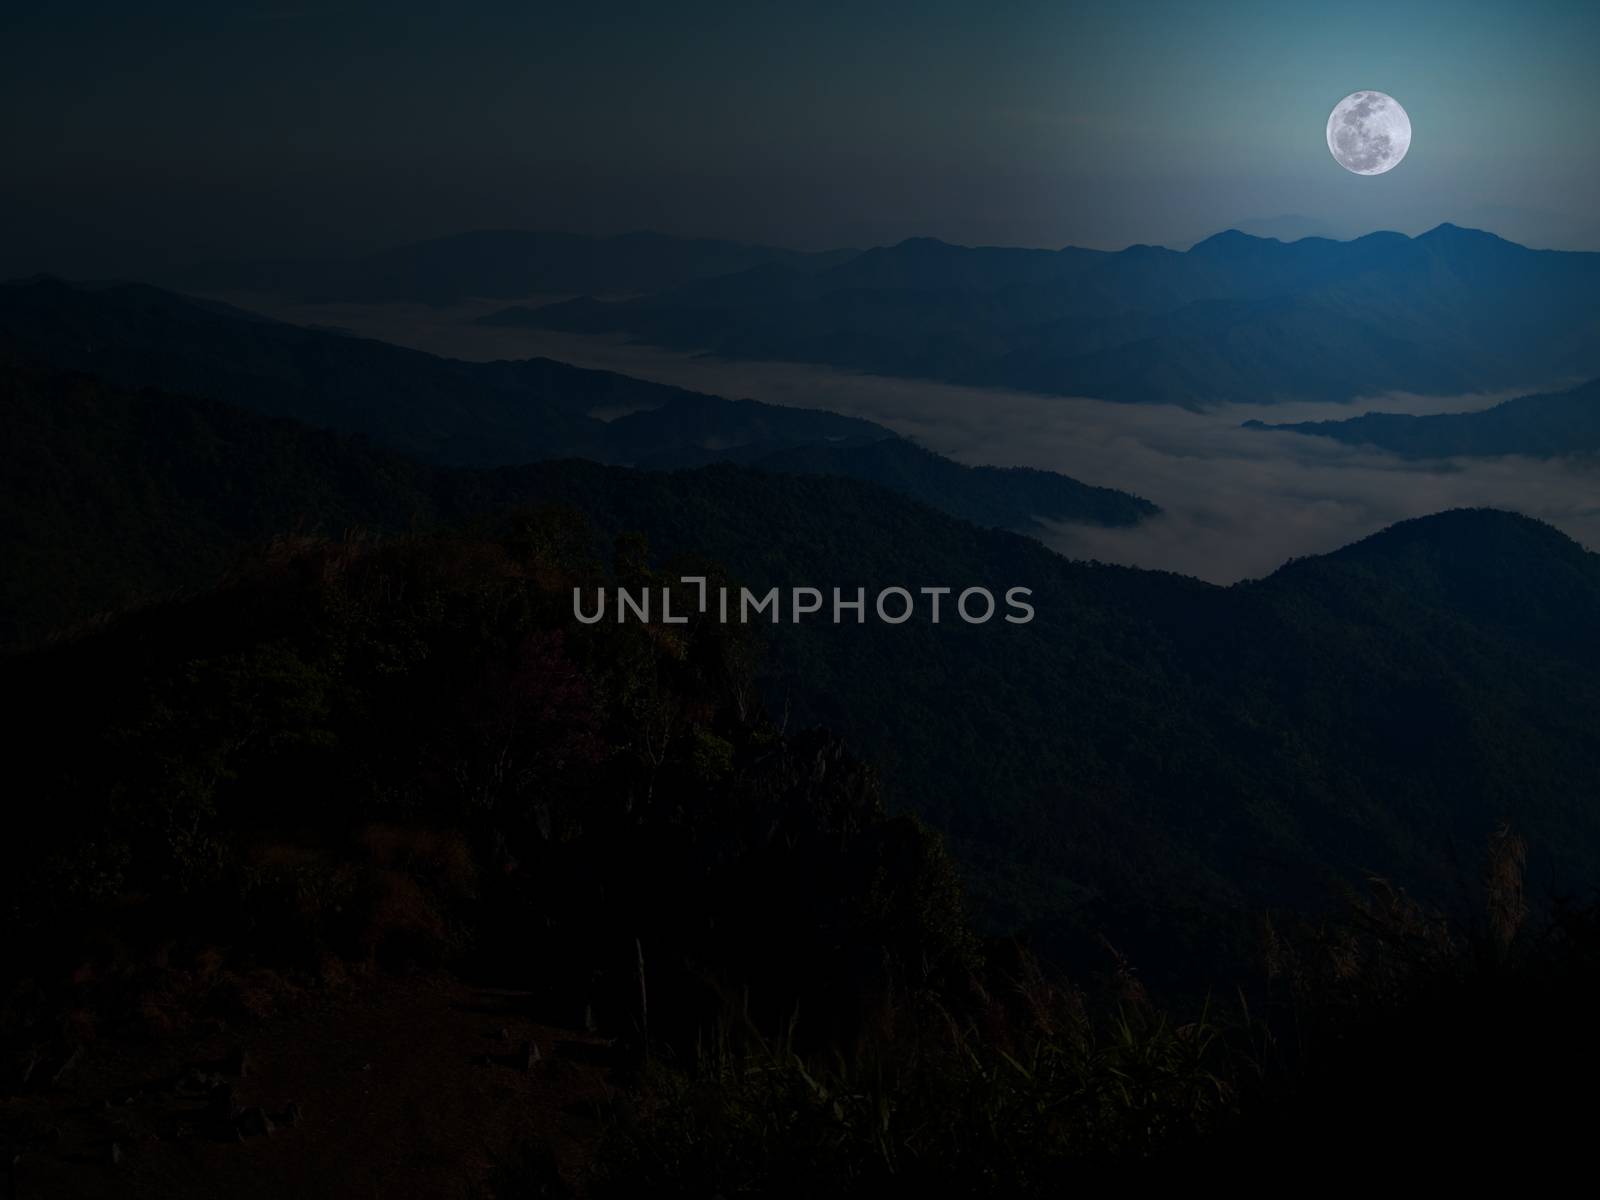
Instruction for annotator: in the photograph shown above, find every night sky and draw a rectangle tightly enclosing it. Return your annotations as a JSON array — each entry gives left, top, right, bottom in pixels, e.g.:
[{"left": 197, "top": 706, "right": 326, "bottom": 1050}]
[{"left": 3, "top": 0, "right": 1597, "bottom": 276}]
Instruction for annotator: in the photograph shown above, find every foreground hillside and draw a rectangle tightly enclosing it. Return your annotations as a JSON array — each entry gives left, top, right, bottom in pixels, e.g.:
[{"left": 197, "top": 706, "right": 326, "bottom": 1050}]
[
  {"left": 0, "top": 524, "right": 975, "bottom": 1195},
  {"left": 5, "top": 521, "right": 1599, "bottom": 1194}
]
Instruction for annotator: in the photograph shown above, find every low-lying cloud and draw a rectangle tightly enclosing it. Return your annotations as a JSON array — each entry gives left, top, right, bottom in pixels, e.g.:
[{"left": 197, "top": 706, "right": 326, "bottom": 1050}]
[{"left": 234, "top": 296, "right": 1600, "bottom": 585}]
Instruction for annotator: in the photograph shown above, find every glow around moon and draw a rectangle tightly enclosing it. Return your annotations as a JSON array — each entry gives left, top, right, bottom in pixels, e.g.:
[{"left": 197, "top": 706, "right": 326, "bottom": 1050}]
[{"left": 1326, "top": 91, "right": 1411, "bottom": 175}]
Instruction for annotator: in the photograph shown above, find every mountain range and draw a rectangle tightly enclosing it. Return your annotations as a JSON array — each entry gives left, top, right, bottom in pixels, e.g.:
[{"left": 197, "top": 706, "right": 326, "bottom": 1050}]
[{"left": 478, "top": 224, "right": 1600, "bottom": 407}]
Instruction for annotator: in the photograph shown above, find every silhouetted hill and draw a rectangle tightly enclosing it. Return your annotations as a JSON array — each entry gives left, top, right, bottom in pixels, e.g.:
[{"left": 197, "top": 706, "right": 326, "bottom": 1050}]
[
  {"left": 1271, "top": 508, "right": 1600, "bottom": 663},
  {"left": 1245, "top": 377, "right": 1600, "bottom": 457},
  {"left": 0, "top": 279, "right": 1153, "bottom": 535},
  {"left": 1225, "top": 214, "right": 1343, "bottom": 242},
  {"left": 485, "top": 225, "right": 1600, "bottom": 406},
  {"left": 173, "top": 229, "right": 859, "bottom": 303}
]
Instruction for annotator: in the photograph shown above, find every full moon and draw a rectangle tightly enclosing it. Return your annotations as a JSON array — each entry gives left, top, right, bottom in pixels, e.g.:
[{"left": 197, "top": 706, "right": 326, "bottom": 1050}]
[{"left": 1326, "top": 91, "right": 1411, "bottom": 175}]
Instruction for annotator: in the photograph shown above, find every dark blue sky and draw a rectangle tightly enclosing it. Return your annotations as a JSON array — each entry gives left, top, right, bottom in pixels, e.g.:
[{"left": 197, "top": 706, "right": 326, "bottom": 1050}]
[{"left": 3, "top": 0, "right": 1596, "bottom": 274}]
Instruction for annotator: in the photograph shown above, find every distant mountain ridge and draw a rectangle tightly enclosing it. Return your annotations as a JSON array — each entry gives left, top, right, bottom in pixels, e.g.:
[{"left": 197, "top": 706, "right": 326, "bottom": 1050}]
[
  {"left": 480, "top": 224, "right": 1600, "bottom": 407},
  {"left": 1244, "top": 377, "right": 1600, "bottom": 458},
  {"left": 0, "top": 277, "right": 1155, "bottom": 538}
]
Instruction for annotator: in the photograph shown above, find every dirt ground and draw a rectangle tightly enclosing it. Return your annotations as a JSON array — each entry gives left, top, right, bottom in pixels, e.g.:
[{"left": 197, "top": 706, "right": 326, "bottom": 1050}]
[{"left": 2, "top": 974, "right": 616, "bottom": 1198}]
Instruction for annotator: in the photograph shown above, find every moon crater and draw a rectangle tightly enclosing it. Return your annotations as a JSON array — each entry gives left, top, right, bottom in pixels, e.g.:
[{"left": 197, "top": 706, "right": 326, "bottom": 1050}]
[{"left": 1326, "top": 91, "right": 1411, "bottom": 175}]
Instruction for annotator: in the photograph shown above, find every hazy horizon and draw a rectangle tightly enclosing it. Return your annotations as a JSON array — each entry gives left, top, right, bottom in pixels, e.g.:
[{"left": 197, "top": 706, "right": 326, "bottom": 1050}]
[{"left": 10, "top": 215, "right": 1598, "bottom": 292}]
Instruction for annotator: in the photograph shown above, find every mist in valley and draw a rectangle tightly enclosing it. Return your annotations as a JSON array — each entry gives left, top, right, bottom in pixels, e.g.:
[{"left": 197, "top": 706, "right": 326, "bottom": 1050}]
[{"left": 228, "top": 294, "right": 1600, "bottom": 583}]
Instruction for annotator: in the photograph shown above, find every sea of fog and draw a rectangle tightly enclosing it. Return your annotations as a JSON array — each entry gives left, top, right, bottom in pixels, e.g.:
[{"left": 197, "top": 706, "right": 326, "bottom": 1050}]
[{"left": 224, "top": 295, "right": 1600, "bottom": 585}]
